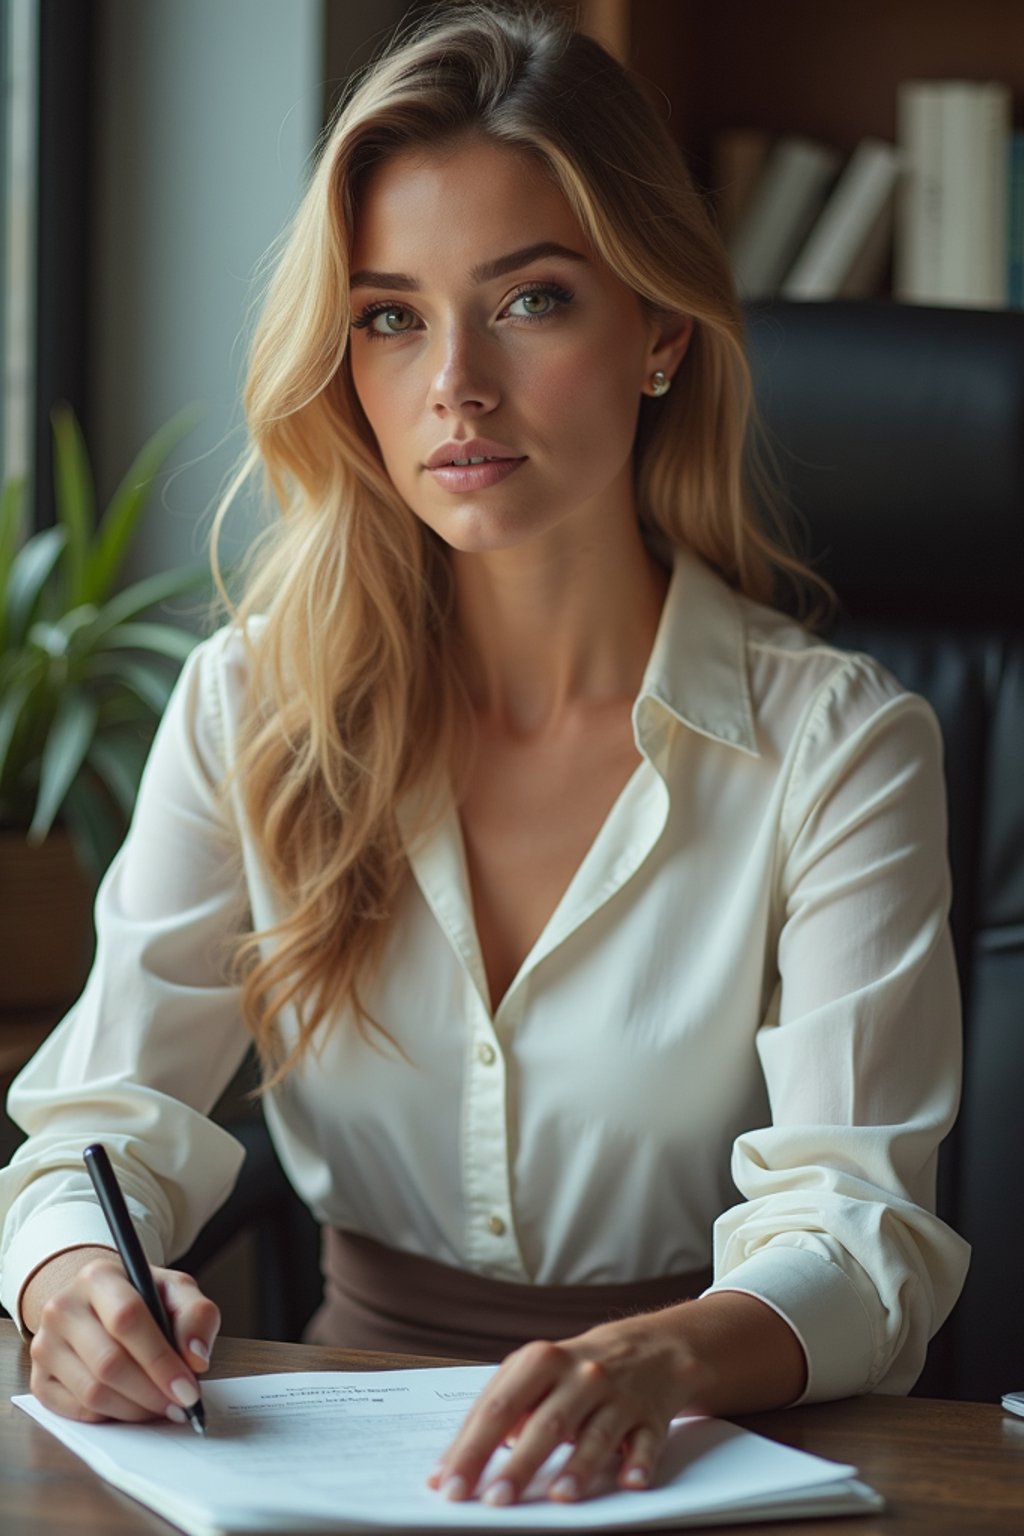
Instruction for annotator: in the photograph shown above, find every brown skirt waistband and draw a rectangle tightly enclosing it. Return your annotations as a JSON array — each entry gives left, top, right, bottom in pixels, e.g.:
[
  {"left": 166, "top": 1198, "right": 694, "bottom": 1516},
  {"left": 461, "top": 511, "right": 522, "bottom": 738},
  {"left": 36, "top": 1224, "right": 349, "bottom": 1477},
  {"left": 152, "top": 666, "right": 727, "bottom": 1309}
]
[{"left": 303, "top": 1228, "right": 713, "bottom": 1362}]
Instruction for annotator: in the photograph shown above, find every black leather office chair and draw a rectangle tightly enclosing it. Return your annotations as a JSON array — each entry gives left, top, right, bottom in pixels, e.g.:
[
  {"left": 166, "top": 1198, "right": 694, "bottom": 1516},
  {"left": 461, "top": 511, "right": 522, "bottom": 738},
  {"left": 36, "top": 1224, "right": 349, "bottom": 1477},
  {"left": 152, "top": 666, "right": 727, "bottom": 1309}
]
[
  {"left": 743, "top": 298, "right": 1024, "bottom": 1403},
  {"left": 176, "top": 1113, "right": 322, "bottom": 1342}
]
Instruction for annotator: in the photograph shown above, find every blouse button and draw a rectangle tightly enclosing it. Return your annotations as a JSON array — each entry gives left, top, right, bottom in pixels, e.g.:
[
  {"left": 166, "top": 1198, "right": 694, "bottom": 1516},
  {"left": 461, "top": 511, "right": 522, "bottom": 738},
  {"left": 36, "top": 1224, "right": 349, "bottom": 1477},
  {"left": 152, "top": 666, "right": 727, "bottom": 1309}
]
[
  {"left": 487, "top": 1214, "right": 506, "bottom": 1236},
  {"left": 477, "top": 1041, "right": 497, "bottom": 1066}
]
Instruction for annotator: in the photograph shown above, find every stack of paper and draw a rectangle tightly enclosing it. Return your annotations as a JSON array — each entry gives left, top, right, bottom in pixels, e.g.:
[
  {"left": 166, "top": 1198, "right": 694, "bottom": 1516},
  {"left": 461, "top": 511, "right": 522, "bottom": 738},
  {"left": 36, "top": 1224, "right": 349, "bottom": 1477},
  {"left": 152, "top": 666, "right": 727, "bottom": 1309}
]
[{"left": 14, "top": 1364, "right": 883, "bottom": 1533}]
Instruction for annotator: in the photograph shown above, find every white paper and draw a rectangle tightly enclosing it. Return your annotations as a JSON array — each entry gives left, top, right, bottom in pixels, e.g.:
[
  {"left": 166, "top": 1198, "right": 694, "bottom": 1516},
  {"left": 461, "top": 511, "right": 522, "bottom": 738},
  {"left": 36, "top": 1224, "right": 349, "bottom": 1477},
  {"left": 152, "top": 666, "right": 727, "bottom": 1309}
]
[{"left": 13, "top": 1364, "right": 883, "bottom": 1534}]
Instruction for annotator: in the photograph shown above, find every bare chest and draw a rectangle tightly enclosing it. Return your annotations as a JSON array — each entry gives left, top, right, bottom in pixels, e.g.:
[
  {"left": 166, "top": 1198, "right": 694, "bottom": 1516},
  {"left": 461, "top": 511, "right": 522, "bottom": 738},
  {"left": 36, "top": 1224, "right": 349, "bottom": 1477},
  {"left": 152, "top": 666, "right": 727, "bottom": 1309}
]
[{"left": 458, "top": 705, "right": 641, "bottom": 1011}]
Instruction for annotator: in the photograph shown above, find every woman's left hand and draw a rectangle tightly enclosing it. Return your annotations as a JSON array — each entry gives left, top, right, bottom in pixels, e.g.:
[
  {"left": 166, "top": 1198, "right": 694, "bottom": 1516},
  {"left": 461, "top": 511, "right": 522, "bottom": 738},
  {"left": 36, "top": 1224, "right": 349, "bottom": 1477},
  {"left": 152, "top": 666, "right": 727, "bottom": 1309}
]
[{"left": 427, "top": 1306, "right": 712, "bottom": 1506}]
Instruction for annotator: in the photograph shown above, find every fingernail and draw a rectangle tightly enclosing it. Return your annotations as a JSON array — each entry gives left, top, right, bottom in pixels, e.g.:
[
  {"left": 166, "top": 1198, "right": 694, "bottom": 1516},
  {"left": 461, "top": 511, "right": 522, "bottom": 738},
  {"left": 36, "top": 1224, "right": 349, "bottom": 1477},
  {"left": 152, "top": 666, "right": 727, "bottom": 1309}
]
[
  {"left": 482, "top": 1479, "right": 516, "bottom": 1506},
  {"left": 188, "top": 1337, "right": 210, "bottom": 1364},
  {"left": 165, "top": 1404, "right": 188, "bottom": 1425},
  {"left": 440, "top": 1475, "right": 468, "bottom": 1502},
  {"left": 170, "top": 1376, "right": 200, "bottom": 1408},
  {"left": 551, "top": 1474, "right": 579, "bottom": 1501},
  {"left": 623, "top": 1465, "right": 649, "bottom": 1488}
]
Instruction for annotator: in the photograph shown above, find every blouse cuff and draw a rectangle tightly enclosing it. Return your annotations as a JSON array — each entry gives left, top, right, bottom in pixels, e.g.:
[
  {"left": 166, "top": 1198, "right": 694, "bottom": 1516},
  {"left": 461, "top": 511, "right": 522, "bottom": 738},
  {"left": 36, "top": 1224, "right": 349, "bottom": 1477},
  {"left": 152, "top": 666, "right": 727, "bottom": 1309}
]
[
  {"left": 1, "top": 1202, "right": 164, "bottom": 1334},
  {"left": 702, "top": 1244, "right": 878, "bottom": 1404}
]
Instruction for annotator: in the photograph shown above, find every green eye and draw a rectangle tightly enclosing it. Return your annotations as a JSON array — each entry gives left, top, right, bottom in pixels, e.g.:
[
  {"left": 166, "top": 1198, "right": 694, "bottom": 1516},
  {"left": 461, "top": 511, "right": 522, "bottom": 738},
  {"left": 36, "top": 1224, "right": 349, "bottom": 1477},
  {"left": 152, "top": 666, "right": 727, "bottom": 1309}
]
[
  {"left": 351, "top": 302, "right": 420, "bottom": 339},
  {"left": 374, "top": 306, "right": 416, "bottom": 333},
  {"left": 504, "top": 284, "right": 573, "bottom": 321},
  {"left": 512, "top": 291, "right": 555, "bottom": 317}
]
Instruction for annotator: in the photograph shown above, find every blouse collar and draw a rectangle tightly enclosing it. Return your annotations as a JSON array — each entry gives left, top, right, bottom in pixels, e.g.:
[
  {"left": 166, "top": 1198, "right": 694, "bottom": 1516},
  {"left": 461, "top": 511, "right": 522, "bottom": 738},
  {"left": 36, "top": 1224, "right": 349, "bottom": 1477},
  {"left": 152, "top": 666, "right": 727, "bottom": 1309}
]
[{"left": 637, "top": 546, "right": 759, "bottom": 760}]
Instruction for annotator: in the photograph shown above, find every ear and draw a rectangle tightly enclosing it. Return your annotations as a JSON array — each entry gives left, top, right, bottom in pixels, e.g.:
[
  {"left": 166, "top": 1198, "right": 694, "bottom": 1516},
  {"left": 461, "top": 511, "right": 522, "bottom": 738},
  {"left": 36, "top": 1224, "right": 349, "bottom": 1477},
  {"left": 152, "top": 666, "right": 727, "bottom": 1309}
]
[{"left": 645, "top": 311, "right": 695, "bottom": 387}]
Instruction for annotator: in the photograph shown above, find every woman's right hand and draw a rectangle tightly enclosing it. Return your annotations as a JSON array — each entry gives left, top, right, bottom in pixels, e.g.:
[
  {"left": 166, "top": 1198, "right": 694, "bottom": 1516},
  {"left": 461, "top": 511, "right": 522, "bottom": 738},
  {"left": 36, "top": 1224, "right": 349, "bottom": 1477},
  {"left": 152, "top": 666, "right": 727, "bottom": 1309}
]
[{"left": 22, "top": 1246, "right": 219, "bottom": 1425}]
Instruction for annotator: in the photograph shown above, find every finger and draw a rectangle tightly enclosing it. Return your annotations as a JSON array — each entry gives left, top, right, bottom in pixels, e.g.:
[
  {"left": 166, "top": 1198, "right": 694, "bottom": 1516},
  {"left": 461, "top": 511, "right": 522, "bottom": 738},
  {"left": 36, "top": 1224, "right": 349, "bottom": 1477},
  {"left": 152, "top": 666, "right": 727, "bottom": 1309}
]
[
  {"left": 31, "top": 1282, "right": 171, "bottom": 1418},
  {"left": 504, "top": 1409, "right": 531, "bottom": 1447},
  {"left": 617, "top": 1421, "right": 663, "bottom": 1491},
  {"left": 30, "top": 1323, "right": 173, "bottom": 1423},
  {"left": 160, "top": 1270, "right": 221, "bottom": 1373},
  {"left": 47, "top": 1336, "right": 172, "bottom": 1422},
  {"left": 72, "top": 1309, "right": 180, "bottom": 1417},
  {"left": 28, "top": 1367, "right": 108, "bottom": 1424},
  {"left": 88, "top": 1265, "right": 202, "bottom": 1414},
  {"left": 547, "top": 1401, "right": 648, "bottom": 1502},
  {"left": 30, "top": 1322, "right": 103, "bottom": 1422},
  {"left": 432, "top": 1342, "right": 568, "bottom": 1500},
  {"left": 481, "top": 1358, "right": 611, "bottom": 1506},
  {"left": 427, "top": 1408, "right": 533, "bottom": 1489}
]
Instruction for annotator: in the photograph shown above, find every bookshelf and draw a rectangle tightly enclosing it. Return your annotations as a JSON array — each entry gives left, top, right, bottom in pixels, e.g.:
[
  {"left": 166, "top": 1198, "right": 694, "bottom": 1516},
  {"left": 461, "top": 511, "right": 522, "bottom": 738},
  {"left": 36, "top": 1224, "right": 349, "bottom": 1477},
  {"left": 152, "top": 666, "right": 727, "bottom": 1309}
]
[
  {"left": 627, "top": 0, "right": 1023, "bottom": 190},
  {"left": 605, "top": 0, "right": 1023, "bottom": 307}
]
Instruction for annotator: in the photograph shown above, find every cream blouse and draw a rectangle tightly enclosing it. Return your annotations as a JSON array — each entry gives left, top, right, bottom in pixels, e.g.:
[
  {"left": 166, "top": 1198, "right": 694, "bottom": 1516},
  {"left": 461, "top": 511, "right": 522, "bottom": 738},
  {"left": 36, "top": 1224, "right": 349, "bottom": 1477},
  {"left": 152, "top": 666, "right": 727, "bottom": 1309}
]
[{"left": 0, "top": 548, "right": 970, "bottom": 1402}]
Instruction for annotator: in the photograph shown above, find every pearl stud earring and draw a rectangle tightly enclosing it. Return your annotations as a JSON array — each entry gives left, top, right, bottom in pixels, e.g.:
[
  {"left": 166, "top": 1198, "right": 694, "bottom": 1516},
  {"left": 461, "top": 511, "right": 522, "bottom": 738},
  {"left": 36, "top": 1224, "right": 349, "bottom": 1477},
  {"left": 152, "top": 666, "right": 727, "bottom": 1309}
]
[{"left": 649, "top": 370, "right": 671, "bottom": 396}]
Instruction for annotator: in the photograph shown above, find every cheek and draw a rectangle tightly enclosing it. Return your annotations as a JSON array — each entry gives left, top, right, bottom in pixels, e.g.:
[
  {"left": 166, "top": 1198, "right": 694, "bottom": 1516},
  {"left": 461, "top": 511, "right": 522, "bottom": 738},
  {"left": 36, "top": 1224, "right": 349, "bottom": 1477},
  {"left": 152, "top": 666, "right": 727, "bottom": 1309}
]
[
  {"left": 351, "top": 360, "right": 415, "bottom": 473},
  {"left": 529, "top": 343, "right": 640, "bottom": 457}
]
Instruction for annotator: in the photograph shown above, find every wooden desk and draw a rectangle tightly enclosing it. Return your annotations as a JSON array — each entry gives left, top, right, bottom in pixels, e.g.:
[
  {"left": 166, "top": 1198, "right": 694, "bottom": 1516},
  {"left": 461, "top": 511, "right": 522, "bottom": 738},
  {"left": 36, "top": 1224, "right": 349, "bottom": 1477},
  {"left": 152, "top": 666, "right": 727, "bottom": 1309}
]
[{"left": 2, "top": 1319, "right": 1022, "bottom": 1534}]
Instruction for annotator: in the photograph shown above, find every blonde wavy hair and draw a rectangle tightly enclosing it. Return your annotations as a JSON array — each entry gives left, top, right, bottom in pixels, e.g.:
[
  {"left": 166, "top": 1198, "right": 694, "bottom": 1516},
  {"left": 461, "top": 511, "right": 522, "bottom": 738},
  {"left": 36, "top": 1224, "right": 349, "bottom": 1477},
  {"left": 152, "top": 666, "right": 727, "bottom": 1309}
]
[{"left": 213, "top": 1, "right": 827, "bottom": 1085}]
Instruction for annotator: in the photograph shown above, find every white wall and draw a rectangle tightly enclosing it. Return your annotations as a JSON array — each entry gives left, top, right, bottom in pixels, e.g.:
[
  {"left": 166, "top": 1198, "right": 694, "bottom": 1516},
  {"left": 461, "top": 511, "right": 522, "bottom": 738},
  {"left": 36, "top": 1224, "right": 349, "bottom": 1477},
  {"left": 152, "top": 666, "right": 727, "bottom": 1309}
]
[{"left": 89, "top": 0, "right": 324, "bottom": 578}]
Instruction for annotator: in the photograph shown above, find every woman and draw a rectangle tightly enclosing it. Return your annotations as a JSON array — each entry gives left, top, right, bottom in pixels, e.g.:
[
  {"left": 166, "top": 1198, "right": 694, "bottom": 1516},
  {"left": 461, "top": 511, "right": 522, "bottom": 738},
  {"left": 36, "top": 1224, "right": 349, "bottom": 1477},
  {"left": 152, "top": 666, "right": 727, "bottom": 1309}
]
[{"left": 0, "top": 1, "right": 968, "bottom": 1508}]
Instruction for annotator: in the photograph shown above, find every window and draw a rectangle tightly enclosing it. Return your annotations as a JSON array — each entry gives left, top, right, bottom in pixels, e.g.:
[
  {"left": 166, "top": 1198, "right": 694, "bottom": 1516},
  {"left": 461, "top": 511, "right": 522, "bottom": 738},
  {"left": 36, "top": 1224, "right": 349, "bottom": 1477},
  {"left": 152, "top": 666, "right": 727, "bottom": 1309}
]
[{"left": 1, "top": 0, "right": 38, "bottom": 487}]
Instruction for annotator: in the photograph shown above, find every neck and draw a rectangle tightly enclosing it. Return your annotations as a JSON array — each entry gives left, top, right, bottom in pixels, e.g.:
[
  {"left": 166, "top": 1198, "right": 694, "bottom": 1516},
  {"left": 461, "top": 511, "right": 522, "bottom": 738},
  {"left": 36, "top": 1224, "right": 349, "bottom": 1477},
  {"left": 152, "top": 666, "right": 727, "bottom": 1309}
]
[{"left": 450, "top": 517, "right": 669, "bottom": 738}]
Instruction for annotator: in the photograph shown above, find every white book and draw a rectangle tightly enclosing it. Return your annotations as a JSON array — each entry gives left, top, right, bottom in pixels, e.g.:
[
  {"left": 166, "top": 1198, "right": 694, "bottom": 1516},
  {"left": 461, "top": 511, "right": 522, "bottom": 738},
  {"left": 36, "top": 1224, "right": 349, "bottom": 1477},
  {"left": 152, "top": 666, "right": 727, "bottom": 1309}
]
[
  {"left": 896, "top": 79, "right": 1012, "bottom": 308},
  {"left": 782, "top": 138, "right": 899, "bottom": 300},
  {"left": 14, "top": 1364, "right": 885, "bottom": 1534},
  {"left": 976, "top": 80, "right": 1013, "bottom": 305},
  {"left": 895, "top": 80, "right": 944, "bottom": 302},
  {"left": 727, "top": 136, "right": 843, "bottom": 300}
]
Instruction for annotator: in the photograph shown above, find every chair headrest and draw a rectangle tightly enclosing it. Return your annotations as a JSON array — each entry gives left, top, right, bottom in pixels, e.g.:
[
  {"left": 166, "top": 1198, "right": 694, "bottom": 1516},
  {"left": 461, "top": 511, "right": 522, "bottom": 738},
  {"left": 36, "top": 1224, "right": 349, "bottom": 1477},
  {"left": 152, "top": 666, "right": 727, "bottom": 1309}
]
[{"left": 742, "top": 301, "right": 1024, "bottom": 629}]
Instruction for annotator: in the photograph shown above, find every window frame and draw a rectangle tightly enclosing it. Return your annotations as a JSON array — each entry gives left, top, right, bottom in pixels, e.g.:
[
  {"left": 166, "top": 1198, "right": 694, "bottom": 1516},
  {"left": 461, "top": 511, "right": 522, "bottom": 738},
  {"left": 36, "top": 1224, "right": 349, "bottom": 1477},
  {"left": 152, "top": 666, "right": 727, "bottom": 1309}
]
[{"left": 32, "top": 0, "right": 94, "bottom": 527}]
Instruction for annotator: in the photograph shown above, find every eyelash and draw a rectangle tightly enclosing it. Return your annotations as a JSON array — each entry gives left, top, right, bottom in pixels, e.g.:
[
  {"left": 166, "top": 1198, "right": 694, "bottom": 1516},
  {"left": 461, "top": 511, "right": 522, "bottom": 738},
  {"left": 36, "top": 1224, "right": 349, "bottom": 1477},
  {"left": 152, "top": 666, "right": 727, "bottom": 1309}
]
[{"left": 350, "top": 281, "right": 575, "bottom": 342}]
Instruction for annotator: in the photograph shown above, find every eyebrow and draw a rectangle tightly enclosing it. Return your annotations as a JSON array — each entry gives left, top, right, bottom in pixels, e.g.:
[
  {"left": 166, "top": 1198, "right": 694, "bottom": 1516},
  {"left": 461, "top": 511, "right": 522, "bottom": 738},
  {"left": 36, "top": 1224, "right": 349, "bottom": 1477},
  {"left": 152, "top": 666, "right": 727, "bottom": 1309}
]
[{"left": 349, "top": 240, "right": 589, "bottom": 292}]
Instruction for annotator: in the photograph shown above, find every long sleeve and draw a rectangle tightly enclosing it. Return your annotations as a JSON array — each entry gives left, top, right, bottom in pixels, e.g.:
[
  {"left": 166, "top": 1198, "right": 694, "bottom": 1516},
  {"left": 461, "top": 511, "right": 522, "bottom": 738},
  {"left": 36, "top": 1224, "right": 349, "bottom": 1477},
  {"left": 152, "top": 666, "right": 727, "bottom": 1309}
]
[
  {"left": 706, "top": 654, "right": 971, "bottom": 1401},
  {"left": 0, "top": 632, "right": 254, "bottom": 1327}
]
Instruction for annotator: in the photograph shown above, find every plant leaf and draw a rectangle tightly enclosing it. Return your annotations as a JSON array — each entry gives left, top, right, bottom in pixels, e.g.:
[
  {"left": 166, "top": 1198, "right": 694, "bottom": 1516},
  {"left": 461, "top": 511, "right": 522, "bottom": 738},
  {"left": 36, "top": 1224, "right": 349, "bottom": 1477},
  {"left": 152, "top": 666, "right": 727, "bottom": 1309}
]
[
  {"left": 5, "top": 526, "right": 68, "bottom": 645},
  {"left": 79, "top": 563, "right": 210, "bottom": 648},
  {"left": 99, "top": 620, "right": 198, "bottom": 663},
  {"left": 63, "top": 771, "right": 122, "bottom": 881},
  {"left": 28, "top": 605, "right": 100, "bottom": 660},
  {"left": 0, "top": 674, "right": 34, "bottom": 789},
  {"left": 85, "top": 404, "right": 202, "bottom": 605},
  {"left": 0, "top": 678, "right": 49, "bottom": 818},
  {"left": 0, "top": 475, "right": 26, "bottom": 640},
  {"left": 51, "top": 404, "right": 96, "bottom": 609},
  {"left": 84, "top": 652, "right": 176, "bottom": 716},
  {"left": 95, "top": 692, "right": 155, "bottom": 730},
  {"left": 28, "top": 690, "right": 99, "bottom": 843},
  {"left": 87, "top": 732, "right": 148, "bottom": 821}
]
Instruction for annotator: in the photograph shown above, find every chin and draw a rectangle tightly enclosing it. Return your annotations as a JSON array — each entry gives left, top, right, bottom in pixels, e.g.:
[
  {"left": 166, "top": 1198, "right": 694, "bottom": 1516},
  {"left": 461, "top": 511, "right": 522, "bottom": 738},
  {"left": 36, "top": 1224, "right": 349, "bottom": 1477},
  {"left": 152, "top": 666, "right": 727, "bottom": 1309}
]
[{"left": 421, "top": 503, "right": 550, "bottom": 555}]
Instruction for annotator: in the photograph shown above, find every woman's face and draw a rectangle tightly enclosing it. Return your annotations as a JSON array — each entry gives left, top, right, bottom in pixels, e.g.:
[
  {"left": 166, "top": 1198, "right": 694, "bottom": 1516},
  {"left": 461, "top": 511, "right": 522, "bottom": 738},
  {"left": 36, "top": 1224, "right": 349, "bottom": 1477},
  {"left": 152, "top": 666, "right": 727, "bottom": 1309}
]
[{"left": 347, "top": 134, "right": 690, "bottom": 556}]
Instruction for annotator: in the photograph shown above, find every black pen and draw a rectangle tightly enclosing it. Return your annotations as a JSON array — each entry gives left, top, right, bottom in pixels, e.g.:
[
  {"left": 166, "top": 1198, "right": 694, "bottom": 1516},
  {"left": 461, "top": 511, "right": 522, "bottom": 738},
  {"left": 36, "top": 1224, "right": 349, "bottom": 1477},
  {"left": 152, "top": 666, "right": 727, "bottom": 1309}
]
[{"left": 83, "top": 1143, "right": 206, "bottom": 1436}]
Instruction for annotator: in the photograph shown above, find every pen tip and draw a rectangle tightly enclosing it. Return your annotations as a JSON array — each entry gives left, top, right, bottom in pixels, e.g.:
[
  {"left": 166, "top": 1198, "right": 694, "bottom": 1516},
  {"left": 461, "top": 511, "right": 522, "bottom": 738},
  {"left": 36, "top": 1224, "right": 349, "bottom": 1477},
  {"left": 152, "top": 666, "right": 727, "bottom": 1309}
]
[{"left": 190, "top": 1413, "right": 207, "bottom": 1437}]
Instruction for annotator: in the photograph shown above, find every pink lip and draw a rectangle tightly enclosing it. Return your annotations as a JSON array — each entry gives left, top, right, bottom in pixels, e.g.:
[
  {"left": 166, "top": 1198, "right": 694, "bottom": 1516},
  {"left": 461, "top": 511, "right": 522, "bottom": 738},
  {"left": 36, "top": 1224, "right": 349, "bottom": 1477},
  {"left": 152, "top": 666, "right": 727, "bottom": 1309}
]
[
  {"left": 427, "top": 458, "right": 525, "bottom": 492},
  {"left": 425, "top": 437, "right": 520, "bottom": 470}
]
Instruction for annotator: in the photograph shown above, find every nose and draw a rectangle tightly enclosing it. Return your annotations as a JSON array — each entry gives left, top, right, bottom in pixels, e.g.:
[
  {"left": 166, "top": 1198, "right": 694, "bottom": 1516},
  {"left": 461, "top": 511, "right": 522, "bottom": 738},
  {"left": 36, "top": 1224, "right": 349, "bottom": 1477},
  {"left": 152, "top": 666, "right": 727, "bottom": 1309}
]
[{"left": 430, "top": 323, "right": 499, "bottom": 418}]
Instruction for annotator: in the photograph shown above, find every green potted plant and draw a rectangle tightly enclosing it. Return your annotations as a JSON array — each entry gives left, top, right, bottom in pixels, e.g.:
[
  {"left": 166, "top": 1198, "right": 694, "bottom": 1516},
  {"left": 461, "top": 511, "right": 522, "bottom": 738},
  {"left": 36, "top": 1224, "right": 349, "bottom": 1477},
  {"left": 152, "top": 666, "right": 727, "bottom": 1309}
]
[{"left": 0, "top": 404, "right": 209, "bottom": 1014}]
